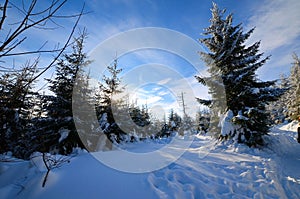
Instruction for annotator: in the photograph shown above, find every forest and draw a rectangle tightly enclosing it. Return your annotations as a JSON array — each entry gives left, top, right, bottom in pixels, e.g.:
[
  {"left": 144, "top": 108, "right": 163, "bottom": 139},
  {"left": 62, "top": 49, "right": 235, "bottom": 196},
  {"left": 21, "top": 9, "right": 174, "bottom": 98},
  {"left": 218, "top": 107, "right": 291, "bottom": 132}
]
[{"left": 0, "top": 1, "right": 299, "bottom": 198}]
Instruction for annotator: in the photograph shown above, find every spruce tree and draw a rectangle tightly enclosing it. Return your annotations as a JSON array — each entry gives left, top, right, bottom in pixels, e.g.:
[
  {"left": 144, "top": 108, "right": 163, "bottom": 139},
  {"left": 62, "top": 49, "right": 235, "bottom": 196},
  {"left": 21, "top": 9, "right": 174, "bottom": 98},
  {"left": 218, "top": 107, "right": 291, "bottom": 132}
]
[
  {"left": 0, "top": 65, "right": 39, "bottom": 158},
  {"left": 270, "top": 54, "right": 300, "bottom": 123},
  {"left": 267, "top": 74, "right": 290, "bottom": 124},
  {"left": 44, "top": 31, "right": 90, "bottom": 154},
  {"left": 195, "top": 109, "right": 211, "bottom": 134},
  {"left": 129, "top": 104, "right": 151, "bottom": 128},
  {"left": 196, "top": 3, "right": 285, "bottom": 146},
  {"left": 287, "top": 54, "right": 300, "bottom": 121},
  {"left": 168, "top": 109, "right": 182, "bottom": 132},
  {"left": 96, "top": 59, "right": 126, "bottom": 143}
]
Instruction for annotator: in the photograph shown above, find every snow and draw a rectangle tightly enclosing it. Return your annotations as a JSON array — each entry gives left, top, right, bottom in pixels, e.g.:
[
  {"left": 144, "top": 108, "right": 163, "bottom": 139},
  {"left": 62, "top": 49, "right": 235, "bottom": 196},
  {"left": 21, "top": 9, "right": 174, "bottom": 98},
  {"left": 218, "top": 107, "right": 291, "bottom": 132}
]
[
  {"left": 99, "top": 113, "right": 110, "bottom": 132},
  {"left": 220, "top": 110, "right": 240, "bottom": 136},
  {"left": 30, "top": 152, "right": 48, "bottom": 172},
  {"left": 58, "top": 128, "right": 70, "bottom": 143},
  {"left": 0, "top": 123, "right": 300, "bottom": 198},
  {"left": 171, "top": 120, "right": 176, "bottom": 128},
  {"left": 234, "top": 110, "right": 249, "bottom": 121},
  {"left": 252, "top": 88, "right": 260, "bottom": 94}
]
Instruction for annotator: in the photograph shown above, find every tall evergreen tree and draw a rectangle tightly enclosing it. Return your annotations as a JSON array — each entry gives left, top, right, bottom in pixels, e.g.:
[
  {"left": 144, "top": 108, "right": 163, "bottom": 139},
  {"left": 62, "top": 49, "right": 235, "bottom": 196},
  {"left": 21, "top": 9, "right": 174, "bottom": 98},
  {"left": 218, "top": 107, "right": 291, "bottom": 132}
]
[
  {"left": 96, "top": 59, "right": 126, "bottom": 143},
  {"left": 269, "top": 54, "right": 300, "bottom": 123},
  {"left": 267, "top": 74, "right": 290, "bottom": 124},
  {"left": 168, "top": 109, "right": 182, "bottom": 132},
  {"left": 287, "top": 54, "right": 300, "bottom": 121},
  {"left": 196, "top": 3, "right": 285, "bottom": 146},
  {"left": 195, "top": 108, "right": 211, "bottom": 134},
  {"left": 129, "top": 104, "right": 151, "bottom": 128},
  {"left": 43, "top": 31, "right": 90, "bottom": 154},
  {"left": 0, "top": 64, "right": 39, "bottom": 158},
  {"left": 96, "top": 59, "right": 124, "bottom": 107}
]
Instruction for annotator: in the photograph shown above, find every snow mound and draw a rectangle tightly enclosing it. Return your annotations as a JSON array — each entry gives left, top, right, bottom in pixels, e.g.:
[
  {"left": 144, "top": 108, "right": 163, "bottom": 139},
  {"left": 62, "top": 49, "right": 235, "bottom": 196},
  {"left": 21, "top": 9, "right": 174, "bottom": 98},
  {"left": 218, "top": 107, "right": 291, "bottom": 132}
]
[{"left": 278, "top": 121, "right": 298, "bottom": 132}]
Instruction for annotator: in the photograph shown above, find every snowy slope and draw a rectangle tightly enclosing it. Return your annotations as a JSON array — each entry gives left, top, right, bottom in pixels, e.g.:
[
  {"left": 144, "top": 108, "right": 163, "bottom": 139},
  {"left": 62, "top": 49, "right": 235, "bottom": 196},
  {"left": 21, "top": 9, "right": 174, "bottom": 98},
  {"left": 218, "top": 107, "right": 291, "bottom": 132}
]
[{"left": 0, "top": 123, "right": 300, "bottom": 199}]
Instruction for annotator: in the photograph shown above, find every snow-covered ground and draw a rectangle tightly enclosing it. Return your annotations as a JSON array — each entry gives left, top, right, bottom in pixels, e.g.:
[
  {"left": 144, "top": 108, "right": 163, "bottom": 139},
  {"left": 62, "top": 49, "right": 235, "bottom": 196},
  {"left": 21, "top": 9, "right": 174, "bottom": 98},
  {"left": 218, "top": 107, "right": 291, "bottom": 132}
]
[{"left": 1, "top": 123, "right": 300, "bottom": 199}]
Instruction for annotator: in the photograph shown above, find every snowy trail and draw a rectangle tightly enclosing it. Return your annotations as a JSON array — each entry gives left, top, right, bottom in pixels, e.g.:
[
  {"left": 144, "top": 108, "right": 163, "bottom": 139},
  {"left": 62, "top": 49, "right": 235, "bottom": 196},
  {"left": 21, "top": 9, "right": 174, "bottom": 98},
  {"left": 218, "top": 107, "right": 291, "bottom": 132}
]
[
  {"left": 265, "top": 124, "right": 300, "bottom": 199},
  {"left": 0, "top": 123, "right": 300, "bottom": 198},
  {"left": 148, "top": 136, "right": 275, "bottom": 199},
  {"left": 148, "top": 126, "right": 300, "bottom": 199}
]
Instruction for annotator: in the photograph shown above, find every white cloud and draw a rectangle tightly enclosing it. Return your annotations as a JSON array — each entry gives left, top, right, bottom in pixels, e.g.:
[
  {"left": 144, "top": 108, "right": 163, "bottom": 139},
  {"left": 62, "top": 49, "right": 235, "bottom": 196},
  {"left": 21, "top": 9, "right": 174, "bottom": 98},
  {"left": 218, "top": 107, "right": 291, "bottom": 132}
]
[
  {"left": 158, "top": 78, "right": 172, "bottom": 85},
  {"left": 78, "top": 15, "right": 208, "bottom": 119},
  {"left": 146, "top": 96, "right": 163, "bottom": 104},
  {"left": 157, "top": 90, "right": 169, "bottom": 96},
  {"left": 246, "top": 0, "right": 300, "bottom": 53},
  {"left": 152, "top": 87, "right": 161, "bottom": 92},
  {"left": 243, "top": 0, "right": 300, "bottom": 80},
  {"left": 118, "top": 61, "right": 209, "bottom": 119},
  {"left": 83, "top": 16, "right": 144, "bottom": 53},
  {"left": 87, "top": 27, "right": 205, "bottom": 80}
]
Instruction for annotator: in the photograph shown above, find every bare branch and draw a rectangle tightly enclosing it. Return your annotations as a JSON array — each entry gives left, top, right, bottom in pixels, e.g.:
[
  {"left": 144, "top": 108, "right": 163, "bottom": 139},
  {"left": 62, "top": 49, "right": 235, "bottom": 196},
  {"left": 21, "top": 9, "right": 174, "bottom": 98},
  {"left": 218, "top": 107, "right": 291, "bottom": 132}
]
[
  {"left": 30, "top": 0, "right": 61, "bottom": 16},
  {"left": 0, "top": 0, "right": 67, "bottom": 53},
  {"left": 0, "top": 37, "right": 26, "bottom": 57},
  {"left": 52, "top": 11, "right": 92, "bottom": 18},
  {"left": 2, "top": 48, "right": 61, "bottom": 57},
  {"left": 0, "top": 41, "right": 74, "bottom": 57},
  {"left": 0, "top": 0, "right": 9, "bottom": 30},
  {"left": 48, "top": 17, "right": 64, "bottom": 29},
  {"left": 0, "top": 0, "right": 36, "bottom": 52},
  {"left": 25, "top": 3, "right": 85, "bottom": 88}
]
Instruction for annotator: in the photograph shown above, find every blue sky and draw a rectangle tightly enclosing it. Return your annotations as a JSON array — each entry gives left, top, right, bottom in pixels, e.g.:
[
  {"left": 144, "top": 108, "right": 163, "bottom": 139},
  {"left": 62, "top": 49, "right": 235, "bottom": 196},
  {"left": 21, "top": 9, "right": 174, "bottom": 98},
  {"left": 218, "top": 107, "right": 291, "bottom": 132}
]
[
  {"left": 83, "top": 0, "right": 300, "bottom": 118},
  {"left": 5, "top": 0, "right": 300, "bottom": 119},
  {"left": 80, "top": 0, "right": 300, "bottom": 80}
]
